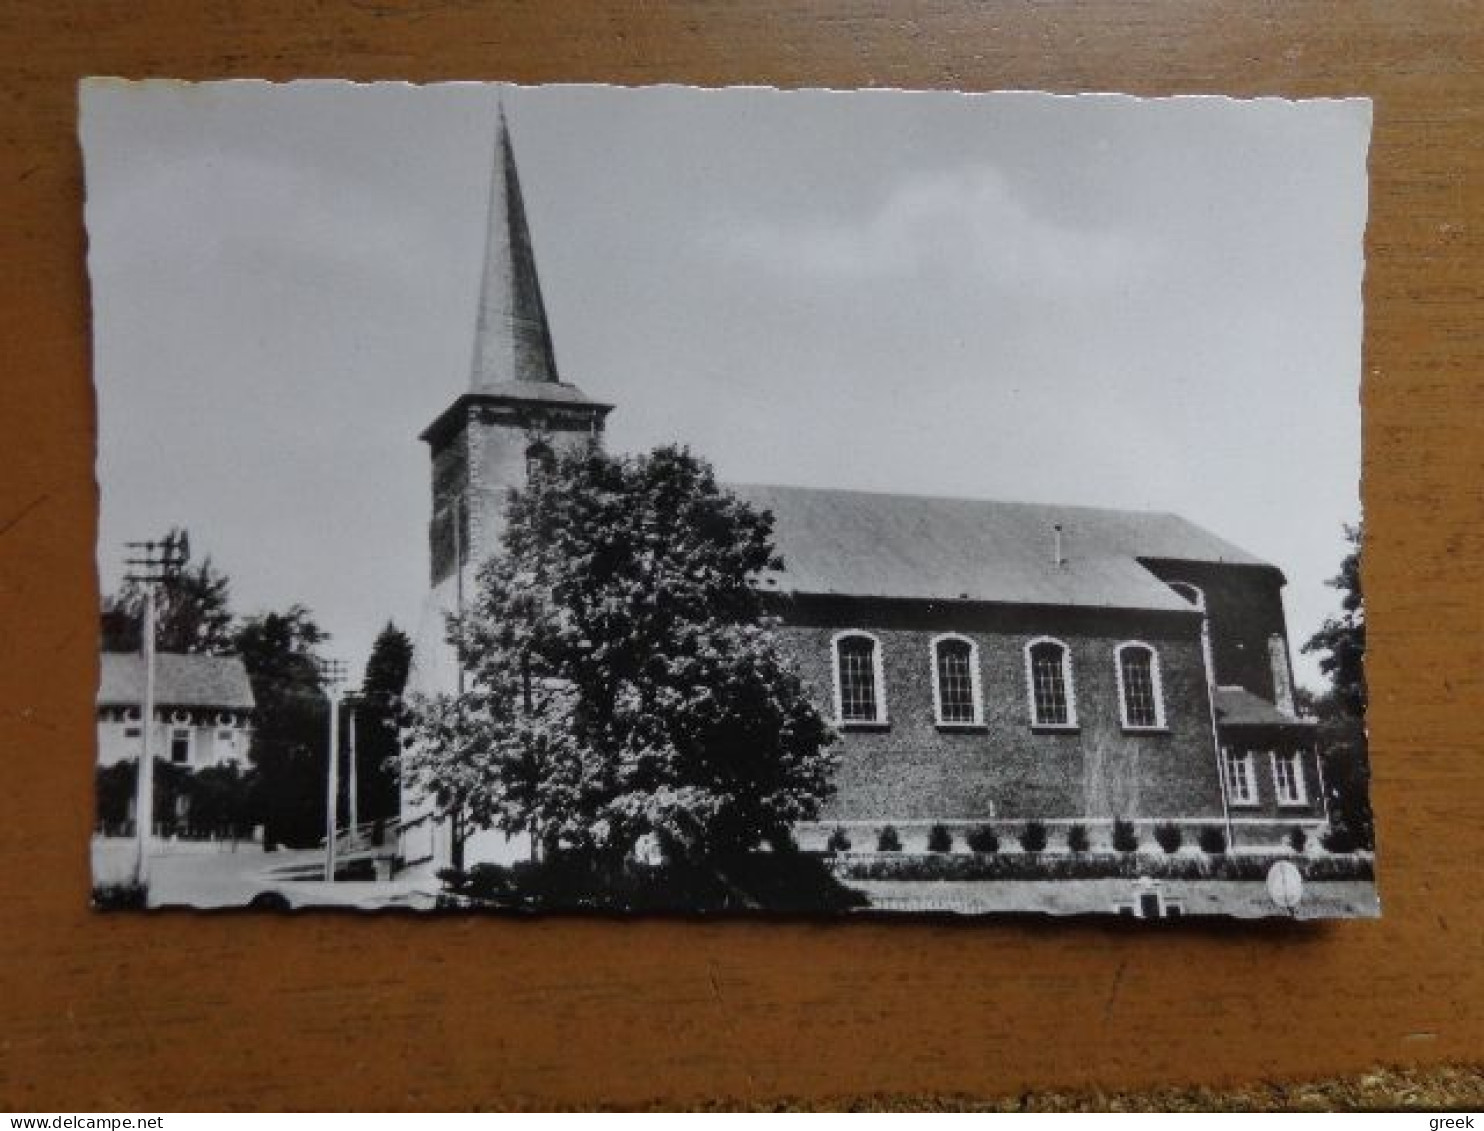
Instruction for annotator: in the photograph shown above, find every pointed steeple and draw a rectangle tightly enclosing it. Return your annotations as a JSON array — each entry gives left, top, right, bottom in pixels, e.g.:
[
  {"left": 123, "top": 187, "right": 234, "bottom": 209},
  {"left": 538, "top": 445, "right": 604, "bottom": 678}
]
[{"left": 469, "top": 103, "right": 561, "bottom": 390}]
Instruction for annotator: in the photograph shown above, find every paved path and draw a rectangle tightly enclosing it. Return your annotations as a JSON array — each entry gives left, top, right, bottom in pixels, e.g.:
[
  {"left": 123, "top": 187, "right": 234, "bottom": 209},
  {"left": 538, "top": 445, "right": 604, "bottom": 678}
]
[{"left": 91, "top": 837, "right": 435, "bottom": 910}]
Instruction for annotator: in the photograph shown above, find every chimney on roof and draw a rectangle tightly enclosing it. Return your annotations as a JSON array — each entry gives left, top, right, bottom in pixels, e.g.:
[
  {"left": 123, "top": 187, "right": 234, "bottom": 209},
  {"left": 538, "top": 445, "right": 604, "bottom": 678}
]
[{"left": 1053, "top": 523, "right": 1065, "bottom": 567}]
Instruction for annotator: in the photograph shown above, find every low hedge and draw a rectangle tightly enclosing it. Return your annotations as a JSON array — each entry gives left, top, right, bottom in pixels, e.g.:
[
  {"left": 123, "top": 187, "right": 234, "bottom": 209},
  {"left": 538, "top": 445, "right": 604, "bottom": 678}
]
[
  {"left": 91, "top": 880, "right": 148, "bottom": 910},
  {"left": 835, "top": 851, "right": 1373, "bottom": 883},
  {"left": 439, "top": 852, "right": 870, "bottom": 913}
]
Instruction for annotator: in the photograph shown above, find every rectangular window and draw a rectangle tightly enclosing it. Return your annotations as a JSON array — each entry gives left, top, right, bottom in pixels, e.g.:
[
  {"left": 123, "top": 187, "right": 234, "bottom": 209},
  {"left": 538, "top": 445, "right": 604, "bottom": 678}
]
[
  {"left": 836, "top": 636, "right": 881, "bottom": 723},
  {"left": 1223, "top": 748, "right": 1257, "bottom": 806},
  {"left": 170, "top": 728, "right": 191, "bottom": 765},
  {"left": 1272, "top": 750, "right": 1307, "bottom": 806},
  {"left": 124, "top": 726, "right": 142, "bottom": 738}
]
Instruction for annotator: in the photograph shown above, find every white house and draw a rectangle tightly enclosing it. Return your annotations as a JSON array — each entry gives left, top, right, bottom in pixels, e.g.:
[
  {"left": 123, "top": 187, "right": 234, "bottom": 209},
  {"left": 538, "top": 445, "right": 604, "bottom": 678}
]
[{"left": 97, "top": 652, "right": 256, "bottom": 770}]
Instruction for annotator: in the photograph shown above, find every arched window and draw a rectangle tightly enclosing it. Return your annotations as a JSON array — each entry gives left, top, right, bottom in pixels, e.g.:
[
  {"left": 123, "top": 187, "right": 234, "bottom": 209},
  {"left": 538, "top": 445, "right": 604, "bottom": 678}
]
[
  {"left": 1025, "top": 637, "right": 1076, "bottom": 728},
  {"left": 1116, "top": 642, "right": 1166, "bottom": 730},
  {"left": 524, "top": 441, "right": 554, "bottom": 482},
  {"left": 1169, "top": 581, "right": 1205, "bottom": 610},
  {"left": 833, "top": 632, "right": 885, "bottom": 725},
  {"left": 931, "top": 635, "right": 982, "bottom": 726}
]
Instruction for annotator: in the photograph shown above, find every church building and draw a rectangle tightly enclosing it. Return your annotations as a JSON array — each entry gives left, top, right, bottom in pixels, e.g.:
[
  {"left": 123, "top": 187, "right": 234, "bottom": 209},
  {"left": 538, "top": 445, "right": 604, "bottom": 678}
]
[{"left": 400, "top": 112, "right": 1326, "bottom": 872}]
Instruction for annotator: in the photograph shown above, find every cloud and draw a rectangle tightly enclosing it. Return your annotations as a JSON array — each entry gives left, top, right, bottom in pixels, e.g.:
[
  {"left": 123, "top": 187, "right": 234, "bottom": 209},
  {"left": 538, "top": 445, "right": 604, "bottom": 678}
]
[{"left": 714, "top": 164, "right": 1158, "bottom": 297}]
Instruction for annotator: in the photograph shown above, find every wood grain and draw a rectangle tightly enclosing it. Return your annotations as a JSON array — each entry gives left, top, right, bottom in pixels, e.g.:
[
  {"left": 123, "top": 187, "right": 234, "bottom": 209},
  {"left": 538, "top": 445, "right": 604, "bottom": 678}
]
[{"left": 2, "top": 0, "right": 1481, "bottom": 1111}]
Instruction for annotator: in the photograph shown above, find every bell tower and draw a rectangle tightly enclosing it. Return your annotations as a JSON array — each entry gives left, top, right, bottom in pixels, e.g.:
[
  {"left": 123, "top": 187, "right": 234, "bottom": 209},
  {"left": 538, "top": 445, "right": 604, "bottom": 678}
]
[{"left": 420, "top": 104, "right": 613, "bottom": 589}]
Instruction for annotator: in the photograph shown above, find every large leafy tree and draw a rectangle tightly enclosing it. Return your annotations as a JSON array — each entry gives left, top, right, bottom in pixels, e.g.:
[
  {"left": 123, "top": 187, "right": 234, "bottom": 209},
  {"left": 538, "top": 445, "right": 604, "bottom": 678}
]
[
  {"left": 404, "top": 443, "right": 837, "bottom": 867},
  {"left": 356, "top": 621, "right": 414, "bottom": 822},
  {"left": 100, "top": 528, "right": 235, "bottom": 655},
  {"left": 1303, "top": 524, "right": 1365, "bottom": 719},
  {"left": 233, "top": 605, "right": 329, "bottom": 848},
  {"left": 1303, "top": 524, "right": 1373, "bottom": 848}
]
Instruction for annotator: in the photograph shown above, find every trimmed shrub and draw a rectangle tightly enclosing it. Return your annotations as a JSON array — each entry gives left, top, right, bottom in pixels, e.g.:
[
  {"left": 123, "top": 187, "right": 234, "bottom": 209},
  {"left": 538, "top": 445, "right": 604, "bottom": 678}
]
[
  {"left": 1066, "top": 823, "right": 1090, "bottom": 854},
  {"left": 1153, "top": 821, "right": 1183, "bottom": 854},
  {"left": 1112, "top": 817, "right": 1139, "bottom": 854},
  {"left": 877, "top": 825, "right": 903, "bottom": 853},
  {"left": 1197, "top": 825, "right": 1228, "bottom": 855},
  {"left": 1320, "top": 823, "right": 1358, "bottom": 854},
  {"left": 1288, "top": 827, "right": 1308, "bottom": 854},
  {"left": 91, "top": 880, "right": 147, "bottom": 910},
  {"left": 926, "top": 823, "right": 953, "bottom": 853},
  {"left": 825, "top": 826, "right": 852, "bottom": 854},
  {"left": 1018, "top": 819, "right": 1049, "bottom": 854},
  {"left": 966, "top": 824, "right": 1000, "bottom": 854}
]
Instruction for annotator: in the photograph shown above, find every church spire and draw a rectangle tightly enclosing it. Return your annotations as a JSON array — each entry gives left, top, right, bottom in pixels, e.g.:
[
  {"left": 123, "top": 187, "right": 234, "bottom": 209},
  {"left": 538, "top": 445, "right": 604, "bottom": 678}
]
[{"left": 469, "top": 103, "right": 561, "bottom": 391}]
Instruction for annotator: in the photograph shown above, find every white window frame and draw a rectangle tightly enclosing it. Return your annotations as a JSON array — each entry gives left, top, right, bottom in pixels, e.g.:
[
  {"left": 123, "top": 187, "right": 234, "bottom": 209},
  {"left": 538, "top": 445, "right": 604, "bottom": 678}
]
[
  {"left": 1223, "top": 747, "right": 1259, "bottom": 807},
  {"left": 929, "top": 633, "right": 984, "bottom": 728},
  {"left": 1024, "top": 636, "right": 1078, "bottom": 729},
  {"left": 831, "top": 630, "right": 888, "bottom": 727},
  {"left": 1114, "top": 641, "right": 1168, "bottom": 731},
  {"left": 169, "top": 727, "right": 193, "bottom": 766},
  {"left": 1271, "top": 749, "right": 1308, "bottom": 807}
]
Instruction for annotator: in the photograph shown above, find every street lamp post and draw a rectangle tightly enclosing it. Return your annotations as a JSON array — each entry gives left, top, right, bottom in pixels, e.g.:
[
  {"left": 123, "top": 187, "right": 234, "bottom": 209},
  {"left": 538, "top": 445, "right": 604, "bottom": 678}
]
[
  {"left": 319, "top": 658, "right": 347, "bottom": 882},
  {"left": 123, "top": 532, "right": 189, "bottom": 889}
]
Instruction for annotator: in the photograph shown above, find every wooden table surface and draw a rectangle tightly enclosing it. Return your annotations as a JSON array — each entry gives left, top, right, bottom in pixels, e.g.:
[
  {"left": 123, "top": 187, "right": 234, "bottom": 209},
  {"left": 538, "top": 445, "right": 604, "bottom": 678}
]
[{"left": 2, "top": 0, "right": 1481, "bottom": 1111}]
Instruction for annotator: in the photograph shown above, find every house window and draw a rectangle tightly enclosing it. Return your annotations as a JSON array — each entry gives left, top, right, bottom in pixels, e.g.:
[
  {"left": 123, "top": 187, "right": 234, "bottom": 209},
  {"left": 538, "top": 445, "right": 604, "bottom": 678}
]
[
  {"left": 833, "top": 632, "right": 885, "bottom": 725},
  {"left": 525, "top": 441, "right": 554, "bottom": 482},
  {"left": 932, "top": 635, "right": 981, "bottom": 726},
  {"left": 1223, "top": 748, "right": 1258, "bottom": 806},
  {"left": 1025, "top": 638, "right": 1076, "bottom": 728},
  {"left": 1272, "top": 750, "right": 1307, "bottom": 806},
  {"left": 123, "top": 726, "right": 142, "bottom": 739},
  {"left": 1116, "top": 642, "right": 1166, "bottom": 730},
  {"left": 170, "top": 728, "right": 192, "bottom": 765},
  {"left": 1169, "top": 582, "right": 1204, "bottom": 610}
]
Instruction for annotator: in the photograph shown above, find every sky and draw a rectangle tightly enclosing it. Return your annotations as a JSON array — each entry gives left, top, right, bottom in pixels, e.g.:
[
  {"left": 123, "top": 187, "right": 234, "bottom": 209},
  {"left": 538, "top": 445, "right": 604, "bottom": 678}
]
[{"left": 81, "top": 81, "right": 1370, "bottom": 690}]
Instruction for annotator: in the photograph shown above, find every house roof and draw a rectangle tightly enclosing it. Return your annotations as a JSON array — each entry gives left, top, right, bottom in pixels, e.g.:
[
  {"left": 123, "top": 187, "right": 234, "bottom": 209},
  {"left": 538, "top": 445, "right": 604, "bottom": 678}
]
[
  {"left": 98, "top": 653, "right": 255, "bottom": 711},
  {"left": 727, "top": 483, "right": 1274, "bottom": 613},
  {"left": 1213, "top": 685, "right": 1315, "bottom": 729}
]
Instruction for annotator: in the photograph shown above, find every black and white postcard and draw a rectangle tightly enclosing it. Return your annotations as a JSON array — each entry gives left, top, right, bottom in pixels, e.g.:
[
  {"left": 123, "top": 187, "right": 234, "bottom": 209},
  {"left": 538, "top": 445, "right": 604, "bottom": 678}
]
[{"left": 83, "top": 81, "right": 1376, "bottom": 918}]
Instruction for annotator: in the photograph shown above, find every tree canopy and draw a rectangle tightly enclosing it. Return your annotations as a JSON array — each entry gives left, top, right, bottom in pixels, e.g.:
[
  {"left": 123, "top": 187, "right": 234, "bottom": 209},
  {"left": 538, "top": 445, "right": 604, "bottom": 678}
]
[
  {"left": 233, "top": 605, "right": 330, "bottom": 847},
  {"left": 1302, "top": 524, "right": 1372, "bottom": 848},
  {"left": 403, "top": 443, "right": 838, "bottom": 865},
  {"left": 357, "top": 621, "right": 414, "bottom": 821},
  {"left": 1303, "top": 523, "right": 1365, "bottom": 719},
  {"left": 100, "top": 528, "right": 235, "bottom": 655}
]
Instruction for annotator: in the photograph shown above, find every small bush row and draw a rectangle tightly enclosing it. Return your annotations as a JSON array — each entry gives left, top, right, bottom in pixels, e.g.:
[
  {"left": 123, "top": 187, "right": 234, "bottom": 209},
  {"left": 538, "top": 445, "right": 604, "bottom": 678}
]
[
  {"left": 823, "top": 821, "right": 1343, "bottom": 858},
  {"left": 835, "top": 851, "right": 1374, "bottom": 884}
]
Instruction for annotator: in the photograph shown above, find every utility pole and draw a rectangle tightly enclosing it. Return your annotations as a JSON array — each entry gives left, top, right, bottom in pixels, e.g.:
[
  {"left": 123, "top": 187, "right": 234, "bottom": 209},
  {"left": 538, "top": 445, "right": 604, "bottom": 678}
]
[
  {"left": 123, "top": 531, "right": 189, "bottom": 889},
  {"left": 319, "top": 657, "right": 347, "bottom": 882},
  {"left": 346, "top": 688, "right": 360, "bottom": 837}
]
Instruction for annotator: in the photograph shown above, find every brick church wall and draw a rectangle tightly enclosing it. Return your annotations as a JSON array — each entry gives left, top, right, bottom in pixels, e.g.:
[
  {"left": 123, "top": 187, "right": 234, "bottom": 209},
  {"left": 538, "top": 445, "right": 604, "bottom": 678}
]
[
  {"left": 427, "top": 400, "right": 606, "bottom": 584},
  {"left": 772, "top": 597, "right": 1227, "bottom": 825}
]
